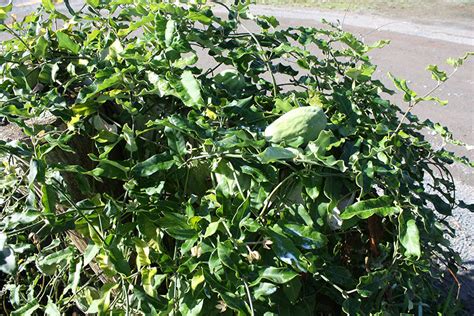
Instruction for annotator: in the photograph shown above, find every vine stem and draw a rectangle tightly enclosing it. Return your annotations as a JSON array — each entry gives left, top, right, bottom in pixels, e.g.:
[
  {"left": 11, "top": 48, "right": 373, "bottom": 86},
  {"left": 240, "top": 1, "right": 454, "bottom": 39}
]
[
  {"left": 3, "top": 24, "right": 33, "bottom": 55},
  {"left": 243, "top": 280, "right": 255, "bottom": 316},
  {"left": 52, "top": 179, "right": 106, "bottom": 244},
  {"left": 238, "top": 23, "right": 279, "bottom": 97},
  {"left": 257, "top": 173, "right": 297, "bottom": 221},
  {"left": 317, "top": 273, "right": 349, "bottom": 299},
  {"left": 393, "top": 68, "right": 458, "bottom": 134}
]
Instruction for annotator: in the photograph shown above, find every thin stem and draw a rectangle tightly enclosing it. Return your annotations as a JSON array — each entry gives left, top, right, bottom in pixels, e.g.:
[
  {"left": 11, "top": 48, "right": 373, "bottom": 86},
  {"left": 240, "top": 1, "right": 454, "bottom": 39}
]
[
  {"left": 3, "top": 24, "right": 33, "bottom": 55},
  {"left": 317, "top": 272, "right": 349, "bottom": 299},
  {"left": 52, "top": 180, "right": 106, "bottom": 244},
  {"left": 394, "top": 68, "right": 458, "bottom": 134},
  {"left": 239, "top": 23, "right": 278, "bottom": 97},
  {"left": 257, "top": 173, "right": 297, "bottom": 221},
  {"left": 243, "top": 280, "right": 255, "bottom": 316},
  {"left": 64, "top": 0, "right": 76, "bottom": 16},
  {"left": 123, "top": 281, "right": 130, "bottom": 316}
]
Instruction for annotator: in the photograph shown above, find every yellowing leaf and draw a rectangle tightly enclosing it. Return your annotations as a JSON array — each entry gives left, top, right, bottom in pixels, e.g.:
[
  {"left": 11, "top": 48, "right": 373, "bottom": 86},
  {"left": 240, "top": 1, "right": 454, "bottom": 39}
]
[
  {"left": 134, "top": 238, "right": 151, "bottom": 269},
  {"left": 191, "top": 270, "right": 205, "bottom": 290},
  {"left": 205, "top": 109, "right": 217, "bottom": 120},
  {"left": 67, "top": 114, "right": 81, "bottom": 130}
]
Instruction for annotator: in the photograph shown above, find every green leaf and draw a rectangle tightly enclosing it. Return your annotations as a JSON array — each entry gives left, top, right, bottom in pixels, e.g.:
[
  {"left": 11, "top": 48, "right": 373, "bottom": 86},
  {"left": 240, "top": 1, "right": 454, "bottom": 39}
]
[
  {"left": 259, "top": 146, "right": 298, "bottom": 163},
  {"left": 282, "top": 223, "right": 327, "bottom": 250},
  {"left": 357, "top": 270, "right": 389, "bottom": 297},
  {"left": 179, "top": 296, "right": 204, "bottom": 316},
  {"left": 191, "top": 270, "right": 205, "bottom": 291},
  {"left": 86, "top": 283, "right": 120, "bottom": 313},
  {"left": 42, "top": 0, "right": 55, "bottom": 11},
  {"left": 446, "top": 52, "right": 472, "bottom": 68},
  {"left": 164, "top": 126, "right": 187, "bottom": 157},
  {"left": 122, "top": 123, "right": 137, "bottom": 153},
  {"left": 165, "top": 20, "right": 176, "bottom": 47},
  {"left": 302, "top": 175, "right": 323, "bottom": 200},
  {"left": 203, "top": 270, "right": 249, "bottom": 313},
  {"left": 86, "top": 0, "right": 99, "bottom": 8},
  {"left": 56, "top": 32, "right": 80, "bottom": 54},
  {"left": 132, "top": 154, "right": 175, "bottom": 177},
  {"left": 45, "top": 298, "right": 61, "bottom": 316},
  {"left": 37, "top": 247, "right": 74, "bottom": 275},
  {"left": 0, "top": 1, "right": 12, "bottom": 21},
  {"left": 67, "top": 258, "right": 82, "bottom": 294},
  {"left": 282, "top": 277, "right": 302, "bottom": 303},
  {"left": 203, "top": 221, "right": 220, "bottom": 238},
  {"left": 11, "top": 299, "right": 39, "bottom": 316},
  {"left": 253, "top": 282, "right": 278, "bottom": 300},
  {"left": 76, "top": 73, "right": 123, "bottom": 104},
  {"left": 89, "top": 159, "right": 129, "bottom": 180},
  {"left": 134, "top": 238, "right": 151, "bottom": 270},
  {"left": 179, "top": 70, "right": 204, "bottom": 108},
  {"left": 41, "top": 184, "right": 57, "bottom": 216},
  {"left": 345, "top": 64, "right": 376, "bottom": 82},
  {"left": 28, "top": 159, "right": 45, "bottom": 186},
  {"left": 107, "top": 39, "right": 124, "bottom": 61},
  {"left": 83, "top": 243, "right": 100, "bottom": 267},
  {"left": 275, "top": 98, "right": 293, "bottom": 113},
  {"left": 399, "top": 214, "right": 421, "bottom": 258},
  {"left": 426, "top": 64, "right": 447, "bottom": 82},
  {"left": 255, "top": 266, "right": 299, "bottom": 285},
  {"left": 388, "top": 73, "right": 417, "bottom": 102},
  {"left": 340, "top": 196, "right": 399, "bottom": 220},
  {"left": 34, "top": 36, "right": 49, "bottom": 58},
  {"left": 133, "top": 286, "right": 168, "bottom": 312},
  {"left": 419, "top": 95, "right": 448, "bottom": 106},
  {"left": 217, "top": 240, "right": 239, "bottom": 271},
  {"left": 267, "top": 225, "right": 307, "bottom": 272},
  {"left": 108, "top": 245, "right": 131, "bottom": 276},
  {"left": 188, "top": 11, "right": 212, "bottom": 25},
  {"left": 156, "top": 212, "right": 197, "bottom": 240}
]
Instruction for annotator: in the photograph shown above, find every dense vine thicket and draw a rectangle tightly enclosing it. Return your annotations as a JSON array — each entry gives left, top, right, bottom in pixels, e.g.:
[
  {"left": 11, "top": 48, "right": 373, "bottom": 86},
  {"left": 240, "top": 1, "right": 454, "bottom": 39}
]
[{"left": 0, "top": 0, "right": 472, "bottom": 314}]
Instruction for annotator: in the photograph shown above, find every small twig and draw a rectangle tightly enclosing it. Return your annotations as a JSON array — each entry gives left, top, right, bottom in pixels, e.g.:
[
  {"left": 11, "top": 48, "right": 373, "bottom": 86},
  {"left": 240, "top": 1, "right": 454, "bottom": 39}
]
[{"left": 447, "top": 267, "right": 461, "bottom": 299}]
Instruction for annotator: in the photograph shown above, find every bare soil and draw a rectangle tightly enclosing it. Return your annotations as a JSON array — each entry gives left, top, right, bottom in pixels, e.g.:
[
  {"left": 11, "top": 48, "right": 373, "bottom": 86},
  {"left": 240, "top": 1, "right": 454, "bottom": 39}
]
[{"left": 256, "top": 0, "right": 474, "bottom": 31}]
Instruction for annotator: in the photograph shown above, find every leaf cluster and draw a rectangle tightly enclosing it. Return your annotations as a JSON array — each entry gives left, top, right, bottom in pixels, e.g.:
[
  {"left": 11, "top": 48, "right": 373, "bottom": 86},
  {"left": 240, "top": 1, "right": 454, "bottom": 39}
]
[{"left": 0, "top": 0, "right": 472, "bottom": 315}]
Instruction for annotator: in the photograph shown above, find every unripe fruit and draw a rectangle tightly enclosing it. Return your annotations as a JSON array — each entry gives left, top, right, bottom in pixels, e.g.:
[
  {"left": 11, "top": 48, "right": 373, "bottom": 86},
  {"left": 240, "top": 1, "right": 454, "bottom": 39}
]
[{"left": 264, "top": 106, "right": 327, "bottom": 145}]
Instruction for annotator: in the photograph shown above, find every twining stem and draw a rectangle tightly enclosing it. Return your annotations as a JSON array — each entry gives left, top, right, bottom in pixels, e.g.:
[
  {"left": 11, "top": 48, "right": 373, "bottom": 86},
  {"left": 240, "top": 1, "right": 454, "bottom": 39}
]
[{"left": 394, "top": 68, "right": 458, "bottom": 134}]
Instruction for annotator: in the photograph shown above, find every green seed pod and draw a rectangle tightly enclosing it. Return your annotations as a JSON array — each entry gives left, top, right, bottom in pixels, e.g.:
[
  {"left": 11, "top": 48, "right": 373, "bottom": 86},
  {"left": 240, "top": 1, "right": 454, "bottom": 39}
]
[{"left": 264, "top": 106, "right": 327, "bottom": 145}]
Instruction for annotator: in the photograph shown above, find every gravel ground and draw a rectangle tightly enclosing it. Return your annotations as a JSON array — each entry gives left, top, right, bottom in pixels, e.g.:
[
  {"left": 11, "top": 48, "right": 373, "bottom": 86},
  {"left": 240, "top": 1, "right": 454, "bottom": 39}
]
[{"left": 448, "top": 181, "right": 474, "bottom": 313}]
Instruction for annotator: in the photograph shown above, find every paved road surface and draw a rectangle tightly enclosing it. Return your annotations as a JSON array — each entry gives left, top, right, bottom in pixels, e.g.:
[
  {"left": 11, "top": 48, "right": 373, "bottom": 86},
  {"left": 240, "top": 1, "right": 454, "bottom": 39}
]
[{"left": 2, "top": 1, "right": 474, "bottom": 312}]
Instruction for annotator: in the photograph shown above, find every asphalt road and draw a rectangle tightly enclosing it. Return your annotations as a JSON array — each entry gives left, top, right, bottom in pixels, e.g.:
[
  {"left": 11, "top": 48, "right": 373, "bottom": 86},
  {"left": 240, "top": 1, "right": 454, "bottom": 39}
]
[{"left": 2, "top": 1, "right": 474, "bottom": 313}]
